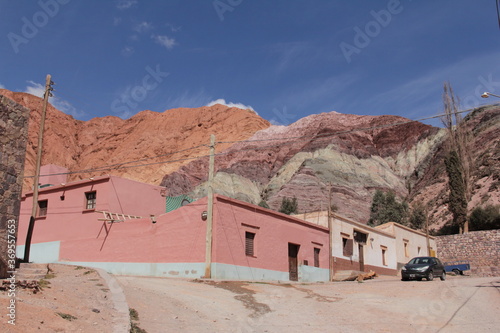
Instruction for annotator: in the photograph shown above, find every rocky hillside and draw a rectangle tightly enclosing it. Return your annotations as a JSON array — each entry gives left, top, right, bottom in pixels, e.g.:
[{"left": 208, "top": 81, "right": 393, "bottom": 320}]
[
  {"left": 0, "top": 89, "right": 270, "bottom": 190},
  {"left": 5, "top": 88, "right": 498, "bottom": 230},
  {"left": 161, "top": 112, "right": 443, "bottom": 223},
  {"left": 408, "top": 105, "right": 500, "bottom": 231}
]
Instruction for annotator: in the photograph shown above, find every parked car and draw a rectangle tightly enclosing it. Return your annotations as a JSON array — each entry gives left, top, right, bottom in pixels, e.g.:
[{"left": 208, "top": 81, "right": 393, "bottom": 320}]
[
  {"left": 444, "top": 260, "right": 470, "bottom": 275},
  {"left": 401, "top": 256, "right": 446, "bottom": 281}
]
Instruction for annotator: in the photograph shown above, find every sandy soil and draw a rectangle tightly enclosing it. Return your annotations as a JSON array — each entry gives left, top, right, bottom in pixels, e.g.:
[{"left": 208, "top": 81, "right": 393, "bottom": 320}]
[
  {"left": 118, "top": 275, "right": 500, "bottom": 333},
  {"left": 0, "top": 264, "right": 116, "bottom": 333},
  {"left": 1, "top": 267, "right": 499, "bottom": 333}
]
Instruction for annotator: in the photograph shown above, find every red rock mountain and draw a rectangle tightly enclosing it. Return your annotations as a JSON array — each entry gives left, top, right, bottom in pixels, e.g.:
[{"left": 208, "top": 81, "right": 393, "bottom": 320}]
[
  {"left": 3, "top": 88, "right": 498, "bottom": 231},
  {"left": 0, "top": 89, "right": 270, "bottom": 189}
]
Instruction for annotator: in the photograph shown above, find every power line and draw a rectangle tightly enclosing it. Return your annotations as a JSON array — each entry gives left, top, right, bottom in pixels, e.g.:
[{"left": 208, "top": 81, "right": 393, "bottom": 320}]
[
  {"left": 215, "top": 108, "right": 474, "bottom": 145},
  {"left": 23, "top": 106, "right": 487, "bottom": 179},
  {"left": 23, "top": 144, "right": 208, "bottom": 178}
]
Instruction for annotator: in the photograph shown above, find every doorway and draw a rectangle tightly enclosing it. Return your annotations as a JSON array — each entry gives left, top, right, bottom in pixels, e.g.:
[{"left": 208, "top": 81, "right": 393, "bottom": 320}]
[
  {"left": 288, "top": 243, "right": 300, "bottom": 281},
  {"left": 358, "top": 244, "right": 365, "bottom": 272}
]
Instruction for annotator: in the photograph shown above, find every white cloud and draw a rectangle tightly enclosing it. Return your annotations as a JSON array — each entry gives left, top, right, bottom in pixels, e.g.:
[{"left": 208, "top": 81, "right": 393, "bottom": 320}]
[
  {"left": 207, "top": 99, "right": 256, "bottom": 112},
  {"left": 0, "top": 83, "right": 5, "bottom": 89},
  {"left": 24, "top": 80, "right": 45, "bottom": 98},
  {"left": 134, "top": 21, "right": 153, "bottom": 33},
  {"left": 116, "top": 0, "right": 137, "bottom": 10},
  {"left": 121, "top": 46, "right": 134, "bottom": 57},
  {"left": 24, "top": 81, "right": 86, "bottom": 119},
  {"left": 152, "top": 35, "right": 176, "bottom": 49}
]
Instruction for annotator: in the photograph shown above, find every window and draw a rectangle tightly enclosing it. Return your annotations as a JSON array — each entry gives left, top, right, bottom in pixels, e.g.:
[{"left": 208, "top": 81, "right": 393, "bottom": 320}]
[
  {"left": 342, "top": 237, "right": 353, "bottom": 256},
  {"left": 245, "top": 232, "right": 255, "bottom": 256},
  {"left": 314, "top": 248, "right": 320, "bottom": 268},
  {"left": 417, "top": 246, "right": 421, "bottom": 255},
  {"left": 38, "top": 200, "right": 48, "bottom": 217},
  {"left": 404, "top": 240, "right": 409, "bottom": 257},
  {"left": 85, "top": 191, "right": 96, "bottom": 210},
  {"left": 381, "top": 246, "right": 387, "bottom": 266}
]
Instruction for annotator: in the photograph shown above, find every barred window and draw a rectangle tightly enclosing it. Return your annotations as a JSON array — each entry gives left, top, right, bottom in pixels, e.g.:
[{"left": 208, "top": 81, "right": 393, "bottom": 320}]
[
  {"left": 245, "top": 232, "right": 255, "bottom": 256},
  {"left": 314, "top": 248, "right": 320, "bottom": 267},
  {"left": 38, "top": 200, "right": 48, "bottom": 217},
  {"left": 85, "top": 191, "right": 96, "bottom": 210}
]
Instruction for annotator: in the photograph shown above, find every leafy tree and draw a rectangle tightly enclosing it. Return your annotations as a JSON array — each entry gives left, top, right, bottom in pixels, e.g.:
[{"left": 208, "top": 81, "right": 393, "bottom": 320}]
[
  {"left": 258, "top": 200, "right": 270, "bottom": 209},
  {"left": 409, "top": 202, "right": 427, "bottom": 230},
  {"left": 444, "top": 150, "right": 468, "bottom": 232},
  {"left": 469, "top": 205, "right": 500, "bottom": 231},
  {"left": 441, "top": 82, "right": 472, "bottom": 233},
  {"left": 368, "top": 190, "right": 409, "bottom": 227},
  {"left": 279, "top": 197, "right": 298, "bottom": 215}
]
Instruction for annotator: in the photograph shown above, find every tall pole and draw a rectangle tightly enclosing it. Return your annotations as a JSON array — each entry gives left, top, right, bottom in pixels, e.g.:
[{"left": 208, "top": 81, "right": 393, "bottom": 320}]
[
  {"left": 204, "top": 134, "right": 216, "bottom": 278},
  {"left": 328, "top": 182, "right": 334, "bottom": 282},
  {"left": 24, "top": 74, "right": 53, "bottom": 262},
  {"left": 425, "top": 205, "right": 431, "bottom": 256}
]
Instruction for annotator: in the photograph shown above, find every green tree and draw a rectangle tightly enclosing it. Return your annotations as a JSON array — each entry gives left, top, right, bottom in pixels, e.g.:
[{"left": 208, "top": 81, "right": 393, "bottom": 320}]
[
  {"left": 409, "top": 202, "right": 427, "bottom": 230},
  {"left": 442, "top": 82, "right": 472, "bottom": 233},
  {"left": 444, "top": 150, "right": 468, "bottom": 233},
  {"left": 469, "top": 205, "right": 500, "bottom": 231},
  {"left": 368, "top": 190, "right": 409, "bottom": 227},
  {"left": 279, "top": 197, "right": 298, "bottom": 215},
  {"left": 258, "top": 200, "right": 270, "bottom": 209}
]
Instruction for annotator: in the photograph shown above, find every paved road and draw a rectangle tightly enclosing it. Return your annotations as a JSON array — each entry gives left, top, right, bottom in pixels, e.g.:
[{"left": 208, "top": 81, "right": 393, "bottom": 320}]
[{"left": 116, "top": 275, "right": 500, "bottom": 333}]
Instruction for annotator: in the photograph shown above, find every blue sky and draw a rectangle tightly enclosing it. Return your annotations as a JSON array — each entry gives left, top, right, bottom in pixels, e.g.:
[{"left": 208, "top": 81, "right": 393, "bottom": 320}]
[{"left": 1, "top": 0, "right": 499, "bottom": 126}]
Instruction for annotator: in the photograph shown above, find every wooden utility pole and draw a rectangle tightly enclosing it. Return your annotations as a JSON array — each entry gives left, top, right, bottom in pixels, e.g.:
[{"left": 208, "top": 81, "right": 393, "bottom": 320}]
[
  {"left": 204, "top": 134, "right": 216, "bottom": 278},
  {"left": 328, "top": 182, "right": 334, "bottom": 282},
  {"left": 425, "top": 205, "right": 431, "bottom": 256},
  {"left": 24, "top": 74, "right": 53, "bottom": 262}
]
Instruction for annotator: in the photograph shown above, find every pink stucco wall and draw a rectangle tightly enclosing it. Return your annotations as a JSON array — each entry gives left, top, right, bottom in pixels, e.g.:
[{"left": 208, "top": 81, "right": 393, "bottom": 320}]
[
  {"left": 38, "top": 164, "right": 68, "bottom": 186},
  {"left": 213, "top": 196, "right": 330, "bottom": 273},
  {"left": 18, "top": 190, "right": 330, "bottom": 276},
  {"left": 18, "top": 175, "right": 166, "bottom": 246},
  {"left": 59, "top": 200, "right": 208, "bottom": 263}
]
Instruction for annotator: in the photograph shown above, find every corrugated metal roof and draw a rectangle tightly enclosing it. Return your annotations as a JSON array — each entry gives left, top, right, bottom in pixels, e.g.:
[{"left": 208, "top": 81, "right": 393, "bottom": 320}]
[{"left": 166, "top": 195, "right": 193, "bottom": 212}]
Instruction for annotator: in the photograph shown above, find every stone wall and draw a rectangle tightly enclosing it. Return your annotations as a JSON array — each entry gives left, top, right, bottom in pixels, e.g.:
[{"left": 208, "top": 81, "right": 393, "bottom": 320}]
[
  {"left": 436, "top": 230, "right": 500, "bottom": 277},
  {"left": 0, "top": 94, "right": 30, "bottom": 278}
]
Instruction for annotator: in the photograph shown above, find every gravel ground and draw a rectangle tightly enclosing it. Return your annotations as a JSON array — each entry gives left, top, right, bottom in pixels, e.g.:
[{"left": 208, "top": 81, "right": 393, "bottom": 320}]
[
  {"left": 0, "top": 264, "right": 116, "bottom": 333},
  {"left": 117, "top": 274, "right": 500, "bottom": 333},
  {"left": 1, "top": 267, "right": 498, "bottom": 333}
]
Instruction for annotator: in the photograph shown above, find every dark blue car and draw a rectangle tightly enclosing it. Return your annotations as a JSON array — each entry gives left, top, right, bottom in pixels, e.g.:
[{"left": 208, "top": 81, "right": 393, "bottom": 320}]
[{"left": 401, "top": 256, "right": 446, "bottom": 281}]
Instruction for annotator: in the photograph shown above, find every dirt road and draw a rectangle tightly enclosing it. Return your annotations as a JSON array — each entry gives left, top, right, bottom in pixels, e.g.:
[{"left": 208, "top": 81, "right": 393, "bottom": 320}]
[{"left": 117, "top": 275, "right": 500, "bottom": 332}]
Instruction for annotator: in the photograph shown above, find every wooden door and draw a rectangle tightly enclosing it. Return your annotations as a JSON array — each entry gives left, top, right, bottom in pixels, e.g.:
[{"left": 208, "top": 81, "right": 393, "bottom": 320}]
[
  {"left": 358, "top": 244, "right": 365, "bottom": 272},
  {"left": 288, "top": 243, "right": 300, "bottom": 281}
]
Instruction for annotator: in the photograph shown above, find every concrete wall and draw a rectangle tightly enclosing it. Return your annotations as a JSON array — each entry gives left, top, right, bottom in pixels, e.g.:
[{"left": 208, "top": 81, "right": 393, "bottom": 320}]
[
  {"left": 18, "top": 175, "right": 167, "bottom": 246},
  {"left": 213, "top": 196, "right": 330, "bottom": 282},
  {"left": 298, "top": 211, "right": 399, "bottom": 276},
  {"left": 39, "top": 164, "right": 68, "bottom": 186},
  {"left": 436, "top": 230, "right": 500, "bottom": 277},
  {"left": 0, "top": 95, "right": 30, "bottom": 277},
  {"left": 376, "top": 222, "right": 437, "bottom": 270},
  {"left": 17, "top": 195, "right": 331, "bottom": 281}
]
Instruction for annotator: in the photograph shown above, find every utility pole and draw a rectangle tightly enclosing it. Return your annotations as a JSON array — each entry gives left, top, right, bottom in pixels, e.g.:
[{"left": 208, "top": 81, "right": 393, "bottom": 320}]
[
  {"left": 204, "top": 134, "right": 216, "bottom": 278},
  {"left": 425, "top": 205, "right": 431, "bottom": 256},
  {"left": 328, "top": 182, "right": 334, "bottom": 282},
  {"left": 24, "top": 75, "right": 54, "bottom": 262}
]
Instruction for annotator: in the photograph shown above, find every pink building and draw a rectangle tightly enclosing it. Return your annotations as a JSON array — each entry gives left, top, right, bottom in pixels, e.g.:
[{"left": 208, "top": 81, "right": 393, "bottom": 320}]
[{"left": 17, "top": 171, "right": 330, "bottom": 282}]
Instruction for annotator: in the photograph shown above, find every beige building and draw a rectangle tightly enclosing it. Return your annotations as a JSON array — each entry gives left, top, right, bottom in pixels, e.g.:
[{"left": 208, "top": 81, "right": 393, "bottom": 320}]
[{"left": 295, "top": 211, "right": 436, "bottom": 276}]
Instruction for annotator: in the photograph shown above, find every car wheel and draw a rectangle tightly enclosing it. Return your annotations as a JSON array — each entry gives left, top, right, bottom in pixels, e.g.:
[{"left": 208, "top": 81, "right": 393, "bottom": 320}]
[
  {"left": 401, "top": 277, "right": 408, "bottom": 281},
  {"left": 452, "top": 269, "right": 460, "bottom": 276},
  {"left": 440, "top": 272, "right": 446, "bottom": 281},
  {"left": 427, "top": 271, "right": 434, "bottom": 281}
]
